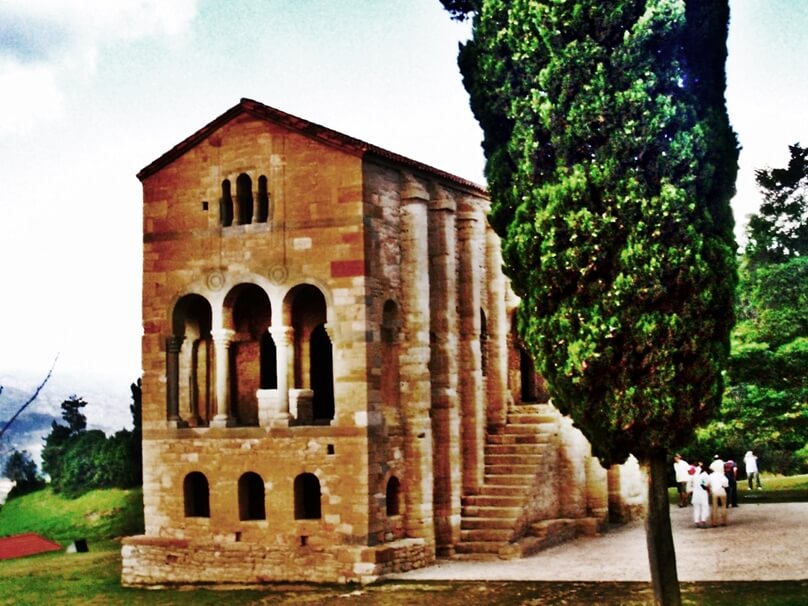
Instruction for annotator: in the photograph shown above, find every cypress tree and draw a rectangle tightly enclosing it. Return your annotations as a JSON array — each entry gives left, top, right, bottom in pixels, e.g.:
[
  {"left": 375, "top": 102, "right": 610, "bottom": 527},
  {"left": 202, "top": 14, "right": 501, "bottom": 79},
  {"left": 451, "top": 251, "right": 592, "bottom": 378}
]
[{"left": 444, "top": 2, "right": 738, "bottom": 604}]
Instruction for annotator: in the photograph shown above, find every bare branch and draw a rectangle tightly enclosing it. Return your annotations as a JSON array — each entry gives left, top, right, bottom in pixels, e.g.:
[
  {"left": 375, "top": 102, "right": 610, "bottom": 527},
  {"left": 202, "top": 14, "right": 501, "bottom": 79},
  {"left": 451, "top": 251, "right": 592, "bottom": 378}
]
[{"left": 0, "top": 355, "right": 59, "bottom": 442}]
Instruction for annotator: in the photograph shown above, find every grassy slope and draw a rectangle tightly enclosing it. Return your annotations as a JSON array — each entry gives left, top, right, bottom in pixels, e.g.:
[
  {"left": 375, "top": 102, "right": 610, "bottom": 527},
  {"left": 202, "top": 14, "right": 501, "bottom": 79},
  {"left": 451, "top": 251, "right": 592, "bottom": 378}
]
[{"left": 0, "top": 487, "right": 144, "bottom": 547}]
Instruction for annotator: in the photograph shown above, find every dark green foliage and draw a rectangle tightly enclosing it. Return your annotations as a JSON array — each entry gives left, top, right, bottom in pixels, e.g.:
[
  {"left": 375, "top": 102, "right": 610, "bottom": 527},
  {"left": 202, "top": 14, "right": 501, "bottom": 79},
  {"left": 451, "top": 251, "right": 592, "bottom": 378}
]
[
  {"left": 693, "top": 144, "right": 807, "bottom": 473},
  {"left": 453, "top": 0, "right": 738, "bottom": 467},
  {"left": 2, "top": 449, "right": 45, "bottom": 498},
  {"left": 41, "top": 382, "right": 143, "bottom": 498},
  {"left": 694, "top": 256, "right": 808, "bottom": 473},
  {"left": 747, "top": 144, "right": 808, "bottom": 265}
]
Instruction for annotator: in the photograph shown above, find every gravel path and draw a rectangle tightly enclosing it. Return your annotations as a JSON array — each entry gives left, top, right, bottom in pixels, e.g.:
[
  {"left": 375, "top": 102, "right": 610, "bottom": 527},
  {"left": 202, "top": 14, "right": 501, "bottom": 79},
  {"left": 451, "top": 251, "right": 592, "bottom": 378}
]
[{"left": 391, "top": 502, "right": 808, "bottom": 582}]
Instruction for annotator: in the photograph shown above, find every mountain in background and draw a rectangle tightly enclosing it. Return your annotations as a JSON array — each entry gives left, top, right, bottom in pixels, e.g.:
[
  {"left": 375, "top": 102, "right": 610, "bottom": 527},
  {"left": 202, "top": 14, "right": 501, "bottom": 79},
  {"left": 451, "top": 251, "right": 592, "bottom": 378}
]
[{"left": 0, "top": 368, "right": 135, "bottom": 472}]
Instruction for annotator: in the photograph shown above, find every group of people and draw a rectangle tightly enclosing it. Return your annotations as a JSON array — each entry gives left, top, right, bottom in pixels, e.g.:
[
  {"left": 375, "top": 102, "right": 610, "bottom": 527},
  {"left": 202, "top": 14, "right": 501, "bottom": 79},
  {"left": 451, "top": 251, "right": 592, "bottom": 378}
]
[{"left": 673, "top": 451, "right": 762, "bottom": 529}]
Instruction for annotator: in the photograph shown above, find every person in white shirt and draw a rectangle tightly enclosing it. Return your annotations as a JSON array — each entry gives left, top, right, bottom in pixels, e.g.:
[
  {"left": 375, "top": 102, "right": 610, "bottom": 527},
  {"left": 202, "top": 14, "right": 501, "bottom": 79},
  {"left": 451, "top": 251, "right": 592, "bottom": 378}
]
[
  {"left": 744, "top": 450, "right": 762, "bottom": 490},
  {"left": 709, "top": 454, "right": 725, "bottom": 474},
  {"left": 691, "top": 462, "right": 710, "bottom": 528},
  {"left": 708, "top": 465, "right": 729, "bottom": 526},
  {"left": 673, "top": 454, "right": 691, "bottom": 507}
]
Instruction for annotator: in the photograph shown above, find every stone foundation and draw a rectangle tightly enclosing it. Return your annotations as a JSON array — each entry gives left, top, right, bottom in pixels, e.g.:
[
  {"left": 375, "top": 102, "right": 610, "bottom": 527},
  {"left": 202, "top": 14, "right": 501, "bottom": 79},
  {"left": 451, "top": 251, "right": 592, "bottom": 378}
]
[{"left": 121, "top": 536, "right": 434, "bottom": 586}]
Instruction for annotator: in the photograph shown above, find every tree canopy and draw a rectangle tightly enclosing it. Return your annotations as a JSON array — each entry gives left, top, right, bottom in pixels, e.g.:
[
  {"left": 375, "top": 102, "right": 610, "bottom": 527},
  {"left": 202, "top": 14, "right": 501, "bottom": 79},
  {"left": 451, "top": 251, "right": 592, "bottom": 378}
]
[
  {"left": 41, "top": 386, "right": 142, "bottom": 498},
  {"left": 448, "top": 0, "right": 738, "bottom": 467},
  {"left": 445, "top": 2, "right": 737, "bottom": 603},
  {"left": 693, "top": 145, "right": 808, "bottom": 472},
  {"left": 746, "top": 143, "right": 808, "bottom": 265}
]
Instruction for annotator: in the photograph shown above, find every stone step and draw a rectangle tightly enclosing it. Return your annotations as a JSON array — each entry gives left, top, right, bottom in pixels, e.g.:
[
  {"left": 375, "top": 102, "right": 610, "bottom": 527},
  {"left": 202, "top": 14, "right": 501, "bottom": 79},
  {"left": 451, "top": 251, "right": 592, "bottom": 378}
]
[
  {"left": 485, "top": 464, "right": 540, "bottom": 475},
  {"left": 502, "top": 424, "right": 549, "bottom": 435},
  {"left": 485, "top": 443, "right": 548, "bottom": 456},
  {"left": 487, "top": 433, "right": 552, "bottom": 445},
  {"left": 484, "top": 474, "right": 536, "bottom": 486},
  {"left": 478, "top": 484, "right": 530, "bottom": 497},
  {"left": 510, "top": 403, "right": 557, "bottom": 415},
  {"left": 461, "top": 516, "right": 516, "bottom": 530},
  {"left": 506, "top": 413, "right": 558, "bottom": 425},
  {"left": 460, "top": 505, "right": 522, "bottom": 519},
  {"left": 484, "top": 453, "right": 544, "bottom": 466},
  {"left": 454, "top": 542, "right": 503, "bottom": 555},
  {"left": 460, "top": 528, "right": 513, "bottom": 542},
  {"left": 462, "top": 494, "right": 525, "bottom": 508}
]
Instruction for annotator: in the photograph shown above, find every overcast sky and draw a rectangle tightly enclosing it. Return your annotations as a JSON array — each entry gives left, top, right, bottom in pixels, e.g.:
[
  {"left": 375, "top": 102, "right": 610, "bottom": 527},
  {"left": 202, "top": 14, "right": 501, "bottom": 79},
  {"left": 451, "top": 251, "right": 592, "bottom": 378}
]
[{"left": 1, "top": 0, "right": 806, "bottom": 386}]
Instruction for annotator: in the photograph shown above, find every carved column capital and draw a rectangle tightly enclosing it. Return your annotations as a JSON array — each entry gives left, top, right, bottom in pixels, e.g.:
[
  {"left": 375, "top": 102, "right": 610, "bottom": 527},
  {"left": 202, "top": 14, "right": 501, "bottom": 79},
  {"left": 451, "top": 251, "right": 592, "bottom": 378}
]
[{"left": 210, "top": 328, "right": 235, "bottom": 345}]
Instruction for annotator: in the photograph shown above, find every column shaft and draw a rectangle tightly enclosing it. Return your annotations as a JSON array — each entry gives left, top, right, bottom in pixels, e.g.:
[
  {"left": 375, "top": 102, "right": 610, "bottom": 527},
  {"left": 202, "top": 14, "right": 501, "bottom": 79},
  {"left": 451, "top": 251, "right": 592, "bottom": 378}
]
[
  {"left": 211, "top": 328, "right": 234, "bottom": 427},
  {"left": 429, "top": 197, "right": 461, "bottom": 553},
  {"left": 399, "top": 181, "right": 434, "bottom": 541},
  {"left": 457, "top": 208, "right": 485, "bottom": 494}
]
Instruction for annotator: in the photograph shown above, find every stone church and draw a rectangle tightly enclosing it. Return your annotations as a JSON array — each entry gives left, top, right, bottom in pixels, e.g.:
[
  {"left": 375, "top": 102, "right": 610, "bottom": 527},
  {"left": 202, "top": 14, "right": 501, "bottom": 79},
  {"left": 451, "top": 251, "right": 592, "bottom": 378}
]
[{"left": 121, "top": 98, "right": 642, "bottom": 585}]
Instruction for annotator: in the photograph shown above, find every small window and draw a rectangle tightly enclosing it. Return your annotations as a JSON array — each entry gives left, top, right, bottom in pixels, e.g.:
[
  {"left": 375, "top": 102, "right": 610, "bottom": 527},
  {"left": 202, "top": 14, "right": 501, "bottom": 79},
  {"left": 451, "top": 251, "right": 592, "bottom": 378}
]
[
  {"left": 256, "top": 175, "right": 270, "bottom": 223},
  {"left": 386, "top": 476, "right": 401, "bottom": 517},
  {"left": 236, "top": 173, "right": 253, "bottom": 225},
  {"left": 294, "top": 473, "right": 321, "bottom": 520},
  {"left": 184, "top": 472, "right": 210, "bottom": 517},
  {"left": 238, "top": 472, "right": 266, "bottom": 521},
  {"left": 220, "top": 180, "right": 234, "bottom": 227}
]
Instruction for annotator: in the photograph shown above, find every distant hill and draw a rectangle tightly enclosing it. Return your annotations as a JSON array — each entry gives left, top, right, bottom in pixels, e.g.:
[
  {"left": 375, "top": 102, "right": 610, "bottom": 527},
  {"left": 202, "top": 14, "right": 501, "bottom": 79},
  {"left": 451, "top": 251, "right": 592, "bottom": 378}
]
[{"left": 0, "top": 370, "right": 136, "bottom": 472}]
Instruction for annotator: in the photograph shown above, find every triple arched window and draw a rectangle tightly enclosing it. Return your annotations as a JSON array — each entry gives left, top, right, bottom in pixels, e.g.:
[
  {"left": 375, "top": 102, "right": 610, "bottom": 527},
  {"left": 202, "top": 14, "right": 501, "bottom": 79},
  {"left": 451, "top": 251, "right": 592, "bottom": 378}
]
[{"left": 220, "top": 174, "right": 270, "bottom": 226}]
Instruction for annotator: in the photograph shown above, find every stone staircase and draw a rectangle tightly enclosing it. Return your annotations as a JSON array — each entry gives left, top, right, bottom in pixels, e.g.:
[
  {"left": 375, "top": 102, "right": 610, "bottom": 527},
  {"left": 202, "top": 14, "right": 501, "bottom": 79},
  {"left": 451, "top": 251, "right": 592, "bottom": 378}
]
[{"left": 456, "top": 404, "right": 600, "bottom": 559}]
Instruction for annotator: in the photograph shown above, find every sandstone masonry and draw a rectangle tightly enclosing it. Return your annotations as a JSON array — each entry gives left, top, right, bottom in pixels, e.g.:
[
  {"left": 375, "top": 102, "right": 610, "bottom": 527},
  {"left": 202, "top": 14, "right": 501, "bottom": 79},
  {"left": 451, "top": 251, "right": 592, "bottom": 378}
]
[{"left": 122, "top": 98, "right": 641, "bottom": 586}]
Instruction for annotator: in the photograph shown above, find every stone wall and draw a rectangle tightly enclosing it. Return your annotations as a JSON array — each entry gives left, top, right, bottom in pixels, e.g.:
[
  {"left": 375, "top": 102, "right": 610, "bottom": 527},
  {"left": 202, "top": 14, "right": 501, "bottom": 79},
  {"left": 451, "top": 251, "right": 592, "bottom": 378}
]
[{"left": 121, "top": 536, "right": 434, "bottom": 586}]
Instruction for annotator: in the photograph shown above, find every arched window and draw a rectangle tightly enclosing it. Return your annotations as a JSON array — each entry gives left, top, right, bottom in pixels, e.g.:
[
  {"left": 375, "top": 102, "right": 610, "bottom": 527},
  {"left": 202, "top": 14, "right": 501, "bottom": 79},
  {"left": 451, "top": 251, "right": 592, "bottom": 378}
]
[
  {"left": 385, "top": 476, "right": 401, "bottom": 517},
  {"left": 220, "top": 179, "right": 234, "bottom": 227},
  {"left": 260, "top": 331, "right": 277, "bottom": 389},
  {"left": 226, "top": 283, "right": 272, "bottom": 426},
  {"left": 310, "top": 324, "right": 334, "bottom": 422},
  {"left": 294, "top": 473, "right": 321, "bottom": 519},
  {"left": 238, "top": 472, "right": 266, "bottom": 521},
  {"left": 171, "top": 295, "right": 213, "bottom": 426},
  {"left": 256, "top": 175, "right": 270, "bottom": 223},
  {"left": 184, "top": 472, "right": 210, "bottom": 517},
  {"left": 520, "top": 347, "right": 538, "bottom": 403},
  {"left": 236, "top": 173, "right": 253, "bottom": 225}
]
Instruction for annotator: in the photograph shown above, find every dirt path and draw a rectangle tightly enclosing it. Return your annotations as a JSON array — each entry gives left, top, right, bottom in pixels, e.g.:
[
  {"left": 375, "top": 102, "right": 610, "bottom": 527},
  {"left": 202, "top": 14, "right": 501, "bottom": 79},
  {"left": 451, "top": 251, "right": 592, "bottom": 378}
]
[{"left": 392, "top": 502, "right": 808, "bottom": 582}]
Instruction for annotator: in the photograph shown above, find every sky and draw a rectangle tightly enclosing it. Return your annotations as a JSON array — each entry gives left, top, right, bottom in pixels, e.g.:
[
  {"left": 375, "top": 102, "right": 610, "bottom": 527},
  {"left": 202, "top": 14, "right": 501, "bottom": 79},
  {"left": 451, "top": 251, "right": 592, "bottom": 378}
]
[{"left": 0, "top": 0, "right": 806, "bottom": 388}]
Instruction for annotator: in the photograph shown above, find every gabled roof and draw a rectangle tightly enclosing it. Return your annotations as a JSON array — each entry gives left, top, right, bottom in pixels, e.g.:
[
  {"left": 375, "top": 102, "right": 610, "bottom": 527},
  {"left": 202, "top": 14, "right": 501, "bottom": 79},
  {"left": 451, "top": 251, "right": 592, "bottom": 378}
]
[
  {"left": 137, "top": 98, "right": 487, "bottom": 196},
  {"left": 0, "top": 533, "right": 62, "bottom": 560}
]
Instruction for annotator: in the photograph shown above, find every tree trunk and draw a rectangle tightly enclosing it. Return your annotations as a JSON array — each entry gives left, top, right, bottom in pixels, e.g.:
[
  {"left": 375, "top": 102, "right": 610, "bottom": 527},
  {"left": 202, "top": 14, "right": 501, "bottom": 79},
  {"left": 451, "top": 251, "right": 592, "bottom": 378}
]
[{"left": 645, "top": 450, "right": 681, "bottom": 606}]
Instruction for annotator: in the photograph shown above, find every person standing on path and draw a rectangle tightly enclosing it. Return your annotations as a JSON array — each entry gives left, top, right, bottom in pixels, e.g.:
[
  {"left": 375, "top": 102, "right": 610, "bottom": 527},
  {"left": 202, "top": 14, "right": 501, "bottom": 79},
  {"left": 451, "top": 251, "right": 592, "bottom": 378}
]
[
  {"left": 724, "top": 459, "right": 738, "bottom": 507},
  {"left": 708, "top": 464, "right": 729, "bottom": 526},
  {"left": 744, "top": 450, "right": 762, "bottom": 490},
  {"left": 673, "top": 454, "right": 691, "bottom": 507},
  {"left": 691, "top": 462, "right": 710, "bottom": 528}
]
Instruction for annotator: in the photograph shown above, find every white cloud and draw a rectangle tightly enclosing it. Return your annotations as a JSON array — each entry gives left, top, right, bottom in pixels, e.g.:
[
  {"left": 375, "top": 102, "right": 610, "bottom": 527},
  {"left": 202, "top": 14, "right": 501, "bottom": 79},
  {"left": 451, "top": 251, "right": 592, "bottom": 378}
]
[
  {"left": 0, "top": 58, "right": 64, "bottom": 134},
  {"left": 0, "top": 0, "right": 197, "bottom": 134}
]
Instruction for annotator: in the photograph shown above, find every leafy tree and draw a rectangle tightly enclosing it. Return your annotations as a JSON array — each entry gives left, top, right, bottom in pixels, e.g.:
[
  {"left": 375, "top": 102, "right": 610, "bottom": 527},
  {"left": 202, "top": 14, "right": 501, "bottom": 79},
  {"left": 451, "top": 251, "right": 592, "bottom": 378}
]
[
  {"left": 746, "top": 144, "right": 808, "bottom": 265},
  {"left": 694, "top": 145, "right": 807, "bottom": 473},
  {"left": 443, "top": 2, "right": 738, "bottom": 604},
  {"left": 41, "top": 382, "right": 143, "bottom": 497},
  {"left": 2, "top": 449, "right": 45, "bottom": 498},
  {"left": 127, "top": 379, "right": 143, "bottom": 486},
  {"left": 41, "top": 395, "right": 88, "bottom": 485}
]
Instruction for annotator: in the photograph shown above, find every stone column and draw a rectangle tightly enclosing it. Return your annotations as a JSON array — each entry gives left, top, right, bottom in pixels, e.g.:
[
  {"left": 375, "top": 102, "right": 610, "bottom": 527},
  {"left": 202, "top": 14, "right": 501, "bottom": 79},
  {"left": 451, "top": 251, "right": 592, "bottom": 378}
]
[
  {"left": 210, "top": 328, "right": 235, "bottom": 427},
  {"left": 165, "top": 336, "right": 183, "bottom": 426},
  {"left": 269, "top": 325, "right": 294, "bottom": 424},
  {"left": 485, "top": 223, "right": 509, "bottom": 430},
  {"left": 399, "top": 174, "right": 434, "bottom": 541},
  {"left": 428, "top": 188, "right": 461, "bottom": 554},
  {"left": 457, "top": 204, "right": 485, "bottom": 494}
]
